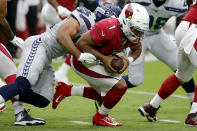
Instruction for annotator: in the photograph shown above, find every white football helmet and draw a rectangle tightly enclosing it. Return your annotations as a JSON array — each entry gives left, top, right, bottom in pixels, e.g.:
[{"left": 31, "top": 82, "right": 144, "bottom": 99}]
[{"left": 118, "top": 3, "right": 149, "bottom": 43}]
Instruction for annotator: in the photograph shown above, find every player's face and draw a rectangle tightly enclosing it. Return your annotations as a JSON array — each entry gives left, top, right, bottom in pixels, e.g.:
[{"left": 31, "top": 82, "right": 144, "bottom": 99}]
[
  {"left": 130, "top": 27, "right": 144, "bottom": 39},
  {"left": 127, "top": 27, "right": 144, "bottom": 43}
]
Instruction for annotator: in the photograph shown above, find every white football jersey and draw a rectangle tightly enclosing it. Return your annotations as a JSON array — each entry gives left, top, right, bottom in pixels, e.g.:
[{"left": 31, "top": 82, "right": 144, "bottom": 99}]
[
  {"left": 40, "top": 7, "right": 96, "bottom": 58},
  {"left": 129, "top": 0, "right": 188, "bottom": 32}
]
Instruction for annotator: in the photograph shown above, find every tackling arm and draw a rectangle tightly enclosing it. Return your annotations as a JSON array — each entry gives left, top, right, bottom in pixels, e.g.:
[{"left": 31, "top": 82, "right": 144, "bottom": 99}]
[{"left": 56, "top": 17, "right": 81, "bottom": 58}]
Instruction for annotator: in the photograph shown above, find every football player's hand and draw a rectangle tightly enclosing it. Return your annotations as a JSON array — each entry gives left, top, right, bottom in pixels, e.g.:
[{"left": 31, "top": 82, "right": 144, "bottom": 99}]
[
  {"left": 78, "top": 53, "right": 97, "bottom": 66},
  {"left": 102, "top": 55, "right": 118, "bottom": 73},
  {"left": 10, "top": 36, "right": 24, "bottom": 49},
  {"left": 118, "top": 56, "right": 129, "bottom": 74},
  {"left": 57, "top": 6, "right": 71, "bottom": 18}
]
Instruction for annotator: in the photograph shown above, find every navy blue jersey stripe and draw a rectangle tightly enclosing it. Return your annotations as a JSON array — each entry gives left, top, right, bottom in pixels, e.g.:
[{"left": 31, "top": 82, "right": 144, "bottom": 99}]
[
  {"left": 79, "top": 14, "right": 91, "bottom": 30},
  {"left": 135, "top": 2, "right": 151, "bottom": 6},
  {"left": 164, "top": 6, "right": 187, "bottom": 13},
  {"left": 22, "top": 37, "right": 42, "bottom": 77}
]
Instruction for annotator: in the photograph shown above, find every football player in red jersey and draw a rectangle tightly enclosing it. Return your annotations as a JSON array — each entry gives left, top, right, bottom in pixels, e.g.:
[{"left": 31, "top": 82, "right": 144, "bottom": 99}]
[
  {"left": 53, "top": 3, "right": 150, "bottom": 126},
  {"left": 138, "top": 0, "right": 197, "bottom": 126}
]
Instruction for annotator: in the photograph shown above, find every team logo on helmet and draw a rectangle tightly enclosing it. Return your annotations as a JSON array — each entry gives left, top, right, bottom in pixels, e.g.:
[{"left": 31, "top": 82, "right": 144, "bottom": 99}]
[{"left": 125, "top": 4, "right": 133, "bottom": 20}]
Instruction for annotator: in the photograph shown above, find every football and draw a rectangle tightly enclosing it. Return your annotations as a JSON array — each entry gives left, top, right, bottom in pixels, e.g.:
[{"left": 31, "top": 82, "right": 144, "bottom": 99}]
[{"left": 111, "top": 57, "right": 124, "bottom": 71}]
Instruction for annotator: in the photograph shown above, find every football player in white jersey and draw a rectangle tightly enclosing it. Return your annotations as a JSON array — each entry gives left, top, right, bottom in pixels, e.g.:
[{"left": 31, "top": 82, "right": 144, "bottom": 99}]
[
  {"left": 0, "top": 3, "right": 121, "bottom": 120},
  {"left": 138, "top": 0, "right": 197, "bottom": 126},
  {"left": 122, "top": 0, "right": 195, "bottom": 104}
]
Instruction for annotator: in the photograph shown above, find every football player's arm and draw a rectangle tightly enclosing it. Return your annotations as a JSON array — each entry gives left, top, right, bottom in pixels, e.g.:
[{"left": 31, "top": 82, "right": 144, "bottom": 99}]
[
  {"left": 48, "top": 0, "right": 71, "bottom": 17},
  {"left": 77, "top": 31, "right": 117, "bottom": 73},
  {"left": 118, "top": 42, "right": 141, "bottom": 73},
  {"left": 0, "top": 0, "right": 14, "bottom": 40},
  {"left": 0, "top": 19, "right": 15, "bottom": 41},
  {"left": 77, "top": 31, "right": 106, "bottom": 61},
  {"left": 56, "top": 17, "right": 81, "bottom": 58},
  {"left": 47, "top": 0, "right": 59, "bottom": 11},
  {"left": 128, "top": 42, "right": 142, "bottom": 61}
]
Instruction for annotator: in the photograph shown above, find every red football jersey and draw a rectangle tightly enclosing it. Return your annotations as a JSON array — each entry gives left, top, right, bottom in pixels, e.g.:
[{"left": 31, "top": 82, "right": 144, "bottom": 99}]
[
  {"left": 90, "top": 18, "right": 137, "bottom": 55},
  {"left": 183, "top": 1, "right": 197, "bottom": 24},
  {"left": 57, "top": 0, "right": 76, "bottom": 11}
]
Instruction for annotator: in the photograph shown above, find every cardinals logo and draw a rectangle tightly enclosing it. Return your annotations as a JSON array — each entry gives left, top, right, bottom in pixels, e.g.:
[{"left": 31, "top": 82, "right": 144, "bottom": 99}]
[{"left": 125, "top": 4, "right": 133, "bottom": 20}]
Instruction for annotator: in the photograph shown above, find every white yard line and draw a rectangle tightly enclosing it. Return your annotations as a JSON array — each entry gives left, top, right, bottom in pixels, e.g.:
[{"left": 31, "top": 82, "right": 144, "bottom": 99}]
[
  {"left": 67, "top": 82, "right": 185, "bottom": 125},
  {"left": 69, "top": 119, "right": 180, "bottom": 125},
  {"left": 70, "top": 82, "right": 188, "bottom": 99},
  {"left": 158, "top": 120, "right": 180, "bottom": 123},
  {"left": 69, "top": 121, "right": 91, "bottom": 125},
  {"left": 127, "top": 90, "right": 188, "bottom": 99}
]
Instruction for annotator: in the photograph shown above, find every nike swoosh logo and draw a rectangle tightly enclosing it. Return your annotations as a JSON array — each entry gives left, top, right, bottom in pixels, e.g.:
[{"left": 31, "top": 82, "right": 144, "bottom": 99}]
[
  {"left": 102, "top": 118, "right": 118, "bottom": 126},
  {"left": 101, "top": 31, "right": 104, "bottom": 36},
  {"left": 109, "top": 25, "right": 116, "bottom": 30},
  {"left": 55, "top": 95, "right": 62, "bottom": 103}
]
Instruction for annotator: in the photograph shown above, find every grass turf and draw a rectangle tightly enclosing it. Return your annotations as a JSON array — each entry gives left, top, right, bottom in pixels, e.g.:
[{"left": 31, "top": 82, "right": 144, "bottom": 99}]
[{"left": 0, "top": 61, "right": 197, "bottom": 131}]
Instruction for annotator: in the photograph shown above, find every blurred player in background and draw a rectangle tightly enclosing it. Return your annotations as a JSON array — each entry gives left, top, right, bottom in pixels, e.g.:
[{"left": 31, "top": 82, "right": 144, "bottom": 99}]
[
  {"left": 139, "top": 0, "right": 197, "bottom": 126},
  {"left": 0, "top": 0, "right": 45, "bottom": 125},
  {"left": 52, "top": 3, "right": 149, "bottom": 126},
  {"left": 41, "top": 0, "right": 76, "bottom": 28},
  {"left": 0, "top": 2, "right": 121, "bottom": 121},
  {"left": 121, "top": 0, "right": 195, "bottom": 109}
]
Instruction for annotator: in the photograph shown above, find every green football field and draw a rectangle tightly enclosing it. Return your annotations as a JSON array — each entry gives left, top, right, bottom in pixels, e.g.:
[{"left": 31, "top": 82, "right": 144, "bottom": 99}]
[{"left": 0, "top": 61, "right": 197, "bottom": 131}]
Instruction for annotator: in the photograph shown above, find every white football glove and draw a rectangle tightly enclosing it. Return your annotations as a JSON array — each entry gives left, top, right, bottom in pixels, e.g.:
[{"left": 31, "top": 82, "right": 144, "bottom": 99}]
[
  {"left": 57, "top": 6, "right": 71, "bottom": 18},
  {"left": 10, "top": 36, "right": 24, "bottom": 49},
  {"left": 78, "top": 53, "right": 98, "bottom": 66}
]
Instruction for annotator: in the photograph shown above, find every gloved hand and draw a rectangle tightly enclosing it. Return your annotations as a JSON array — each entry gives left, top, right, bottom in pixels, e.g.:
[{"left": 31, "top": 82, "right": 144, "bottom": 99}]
[
  {"left": 78, "top": 53, "right": 98, "bottom": 66},
  {"left": 10, "top": 36, "right": 24, "bottom": 48},
  {"left": 57, "top": 6, "right": 71, "bottom": 18}
]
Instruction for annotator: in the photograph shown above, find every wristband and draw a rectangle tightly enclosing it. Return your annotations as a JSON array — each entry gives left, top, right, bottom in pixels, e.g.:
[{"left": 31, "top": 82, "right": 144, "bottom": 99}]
[{"left": 128, "top": 57, "right": 134, "bottom": 63}]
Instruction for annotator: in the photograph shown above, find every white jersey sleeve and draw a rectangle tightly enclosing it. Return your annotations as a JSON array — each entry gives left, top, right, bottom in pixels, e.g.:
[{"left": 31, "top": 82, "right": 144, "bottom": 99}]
[{"left": 71, "top": 7, "right": 96, "bottom": 34}]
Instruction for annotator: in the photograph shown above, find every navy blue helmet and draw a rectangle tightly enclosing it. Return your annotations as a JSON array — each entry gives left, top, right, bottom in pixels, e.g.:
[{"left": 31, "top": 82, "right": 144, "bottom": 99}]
[{"left": 94, "top": 2, "right": 121, "bottom": 22}]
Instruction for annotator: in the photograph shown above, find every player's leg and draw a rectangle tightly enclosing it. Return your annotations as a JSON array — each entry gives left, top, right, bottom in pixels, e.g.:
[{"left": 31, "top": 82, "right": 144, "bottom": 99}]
[
  {"left": 138, "top": 47, "right": 194, "bottom": 122},
  {"left": 122, "top": 40, "right": 147, "bottom": 88},
  {"left": 19, "top": 64, "right": 54, "bottom": 108},
  {"left": 0, "top": 103, "right": 6, "bottom": 112},
  {"left": 53, "top": 56, "right": 127, "bottom": 126},
  {"left": 184, "top": 46, "right": 197, "bottom": 126},
  {"left": 0, "top": 79, "right": 6, "bottom": 112},
  {"left": 0, "top": 36, "right": 46, "bottom": 103},
  {"left": 0, "top": 43, "right": 45, "bottom": 125},
  {"left": 54, "top": 54, "right": 71, "bottom": 83},
  {"left": 150, "top": 30, "right": 195, "bottom": 102}
]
